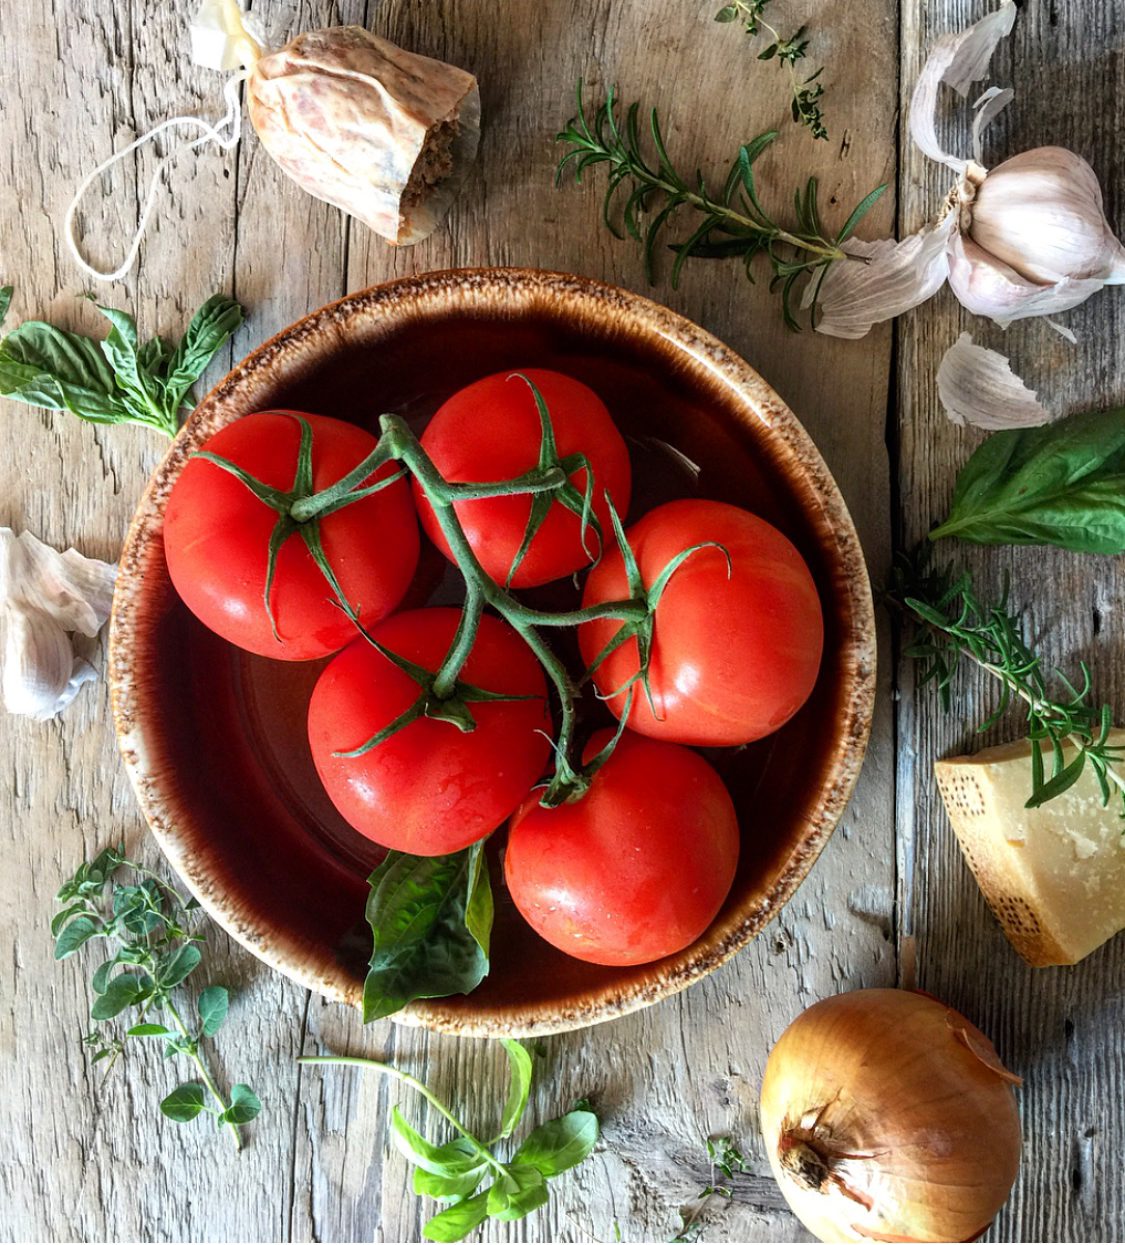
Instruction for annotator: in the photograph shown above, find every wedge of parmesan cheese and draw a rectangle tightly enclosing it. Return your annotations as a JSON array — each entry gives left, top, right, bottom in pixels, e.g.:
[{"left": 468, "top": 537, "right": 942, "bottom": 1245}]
[{"left": 935, "top": 734, "right": 1125, "bottom": 967}]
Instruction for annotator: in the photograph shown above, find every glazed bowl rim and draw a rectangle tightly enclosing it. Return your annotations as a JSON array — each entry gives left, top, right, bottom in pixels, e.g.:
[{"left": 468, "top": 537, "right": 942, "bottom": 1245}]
[{"left": 109, "top": 265, "right": 876, "bottom": 1037}]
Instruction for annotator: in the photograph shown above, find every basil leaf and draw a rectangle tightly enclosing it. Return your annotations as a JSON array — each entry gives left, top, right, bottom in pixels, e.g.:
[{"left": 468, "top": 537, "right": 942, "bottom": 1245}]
[
  {"left": 362, "top": 844, "right": 493, "bottom": 1022},
  {"left": 390, "top": 1108, "right": 486, "bottom": 1177},
  {"left": 0, "top": 290, "right": 242, "bottom": 437},
  {"left": 513, "top": 1109, "right": 600, "bottom": 1176},
  {"left": 931, "top": 406, "right": 1125, "bottom": 555},
  {"left": 161, "top": 294, "right": 244, "bottom": 411},
  {"left": 413, "top": 1154, "right": 488, "bottom": 1204},
  {"left": 422, "top": 1191, "right": 490, "bottom": 1243},
  {"left": 0, "top": 286, "right": 13, "bottom": 325},
  {"left": 197, "top": 984, "right": 230, "bottom": 1036},
  {"left": 0, "top": 321, "right": 125, "bottom": 420},
  {"left": 497, "top": 1039, "right": 533, "bottom": 1139},
  {"left": 485, "top": 1164, "right": 548, "bottom": 1221},
  {"left": 160, "top": 1083, "right": 207, "bottom": 1122},
  {"left": 411, "top": 1138, "right": 488, "bottom": 1201}
]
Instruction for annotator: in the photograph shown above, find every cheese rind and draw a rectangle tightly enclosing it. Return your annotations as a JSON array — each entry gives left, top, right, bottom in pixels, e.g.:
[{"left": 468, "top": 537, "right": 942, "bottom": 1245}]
[{"left": 935, "top": 733, "right": 1125, "bottom": 967}]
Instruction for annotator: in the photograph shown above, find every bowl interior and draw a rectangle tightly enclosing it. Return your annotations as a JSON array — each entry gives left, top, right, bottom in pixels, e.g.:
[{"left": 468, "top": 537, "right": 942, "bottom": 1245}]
[{"left": 112, "top": 270, "right": 873, "bottom": 1036}]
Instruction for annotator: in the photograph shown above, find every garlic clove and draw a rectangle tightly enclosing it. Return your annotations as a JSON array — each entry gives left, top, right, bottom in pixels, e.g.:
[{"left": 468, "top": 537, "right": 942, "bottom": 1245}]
[
  {"left": 0, "top": 528, "right": 117, "bottom": 720},
  {"left": 807, "top": 210, "right": 956, "bottom": 339},
  {"left": 936, "top": 332, "right": 1053, "bottom": 430},
  {"left": 1, "top": 604, "right": 96, "bottom": 720},
  {"left": 969, "top": 146, "right": 1125, "bottom": 284},
  {"left": 947, "top": 230, "right": 1107, "bottom": 326},
  {"left": 0, "top": 528, "right": 117, "bottom": 636},
  {"left": 908, "top": 0, "right": 1017, "bottom": 173}
]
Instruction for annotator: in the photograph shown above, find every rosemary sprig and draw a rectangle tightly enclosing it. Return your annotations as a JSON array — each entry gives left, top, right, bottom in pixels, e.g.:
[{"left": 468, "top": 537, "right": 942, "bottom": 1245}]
[
  {"left": 891, "top": 550, "right": 1125, "bottom": 815},
  {"left": 555, "top": 84, "right": 885, "bottom": 330},
  {"left": 715, "top": 1, "right": 828, "bottom": 139}
]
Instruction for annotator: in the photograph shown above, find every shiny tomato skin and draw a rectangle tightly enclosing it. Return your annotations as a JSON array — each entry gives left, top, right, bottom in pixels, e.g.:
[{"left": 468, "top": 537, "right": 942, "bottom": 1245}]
[
  {"left": 414, "top": 369, "right": 632, "bottom": 588},
  {"left": 505, "top": 730, "right": 739, "bottom": 966},
  {"left": 308, "top": 608, "right": 551, "bottom": 856},
  {"left": 164, "top": 411, "right": 418, "bottom": 661},
  {"left": 579, "top": 499, "right": 824, "bottom": 746}
]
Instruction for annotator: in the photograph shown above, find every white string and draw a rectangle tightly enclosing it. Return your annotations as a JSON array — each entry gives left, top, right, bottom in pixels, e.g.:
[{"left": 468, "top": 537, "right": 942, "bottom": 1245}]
[{"left": 64, "top": 70, "right": 248, "bottom": 284}]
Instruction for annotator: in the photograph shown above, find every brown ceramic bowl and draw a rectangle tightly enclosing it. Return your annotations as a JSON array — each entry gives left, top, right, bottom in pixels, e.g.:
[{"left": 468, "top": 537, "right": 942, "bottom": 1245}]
[{"left": 110, "top": 268, "right": 874, "bottom": 1037}]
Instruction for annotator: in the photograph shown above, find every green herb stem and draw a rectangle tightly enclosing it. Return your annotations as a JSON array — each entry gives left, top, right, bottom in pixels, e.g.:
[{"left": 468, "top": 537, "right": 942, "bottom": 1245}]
[
  {"left": 297, "top": 1055, "right": 509, "bottom": 1178},
  {"left": 164, "top": 997, "right": 242, "bottom": 1151}
]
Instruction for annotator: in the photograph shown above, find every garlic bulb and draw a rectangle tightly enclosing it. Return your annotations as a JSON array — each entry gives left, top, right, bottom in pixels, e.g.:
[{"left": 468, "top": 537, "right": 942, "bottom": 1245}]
[
  {"left": 810, "top": 2, "right": 1125, "bottom": 340},
  {"left": 0, "top": 528, "right": 117, "bottom": 720},
  {"left": 969, "top": 148, "right": 1125, "bottom": 285}
]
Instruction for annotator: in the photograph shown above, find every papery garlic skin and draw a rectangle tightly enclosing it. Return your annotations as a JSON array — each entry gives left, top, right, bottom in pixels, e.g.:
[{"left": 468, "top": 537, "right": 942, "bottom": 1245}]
[
  {"left": 0, "top": 529, "right": 116, "bottom": 720},
  {"left": 969, "top": 147, "right": 1125, "bottom": 285}
]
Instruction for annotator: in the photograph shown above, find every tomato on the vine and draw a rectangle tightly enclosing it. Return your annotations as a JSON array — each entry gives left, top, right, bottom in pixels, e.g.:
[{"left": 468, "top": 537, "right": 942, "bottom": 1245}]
[
  {"left": 164, "top": 411, "right": 418, "bottom": 661},
  {"left": 505, "top": 730, "right": 739, "bottom": 966},
  {"left": 579, "top": 499, "right": 824, "bottom": 746},
  {"left": 413, "top": 368, "right": 632, "bottom": 588},
  {"left": 308, "top": 608, "right": 551, "bottom": 856}
]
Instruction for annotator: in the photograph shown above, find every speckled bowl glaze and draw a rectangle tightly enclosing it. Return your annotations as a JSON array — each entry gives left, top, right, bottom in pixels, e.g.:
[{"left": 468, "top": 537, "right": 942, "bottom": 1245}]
[{"left": 110, "top": 268, "right": 875, "bottom": 1037}]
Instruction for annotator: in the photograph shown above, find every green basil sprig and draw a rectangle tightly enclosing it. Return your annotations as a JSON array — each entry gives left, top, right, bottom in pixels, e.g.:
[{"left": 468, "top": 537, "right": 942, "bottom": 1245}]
[
  {"left": 930, "top": 406, "right": 1125, "bottom": 554},
  {"left": 362, "top": 844, "right": 493, "bottom": 1021},
  {"left": 300, "top": 1041, "right": 600, "bottom": 1242},
  {"left": 0, "top": 286, "right": 243, "bottom": 437}
]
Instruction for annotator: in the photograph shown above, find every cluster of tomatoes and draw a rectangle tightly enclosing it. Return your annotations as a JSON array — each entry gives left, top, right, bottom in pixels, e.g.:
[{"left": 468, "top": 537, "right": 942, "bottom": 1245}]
[{"left": 162, "top": 369, "right": 824, "bottom": 969}]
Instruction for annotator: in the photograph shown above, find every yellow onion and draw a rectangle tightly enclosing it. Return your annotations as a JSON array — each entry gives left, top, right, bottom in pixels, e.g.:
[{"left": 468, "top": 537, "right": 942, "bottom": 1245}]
[{"left": 760, "top": 988, "right": 1021, "bottom": 1243}]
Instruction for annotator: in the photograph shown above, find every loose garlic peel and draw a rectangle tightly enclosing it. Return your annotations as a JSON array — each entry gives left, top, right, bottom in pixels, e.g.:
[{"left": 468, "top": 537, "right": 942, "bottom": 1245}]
[
  {"left": 760, "top": 989, "right": 1021, "bottom": 1244},
  {"left": 0, "top": 529, "right": 116, "bottom": 720},
  {"left": 810, "top": 0, "right": 1125, "bottom": 428},
  {"left": 937, "top": 333, "right": 1052, "bottom": 431}
]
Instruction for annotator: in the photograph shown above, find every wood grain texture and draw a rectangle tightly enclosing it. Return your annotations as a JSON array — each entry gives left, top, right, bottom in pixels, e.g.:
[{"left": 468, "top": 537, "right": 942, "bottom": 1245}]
[
  {"left": 1, "top": 0, "right": 894, "bottom": 1240},
  {"left": 896, "top": 1, "right": 1125, "bottom": 1242}
]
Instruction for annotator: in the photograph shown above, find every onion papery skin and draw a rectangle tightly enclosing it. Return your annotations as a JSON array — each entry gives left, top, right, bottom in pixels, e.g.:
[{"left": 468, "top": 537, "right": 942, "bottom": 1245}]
[{"left": 760, "top": 988, "right": 1021, "bottom": 1243}]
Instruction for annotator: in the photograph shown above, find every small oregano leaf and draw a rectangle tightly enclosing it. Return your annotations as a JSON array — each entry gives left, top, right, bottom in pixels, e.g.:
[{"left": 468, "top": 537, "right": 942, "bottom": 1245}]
[
  {"left": 197, "top": 985, "right": 230, "bottom": 1037},
  {"left": 219, "top": 1083, "right": 261, "bottom": 1125},
  {"left": 160, "top": 1083, "right": 207, "bottom": 1123}
]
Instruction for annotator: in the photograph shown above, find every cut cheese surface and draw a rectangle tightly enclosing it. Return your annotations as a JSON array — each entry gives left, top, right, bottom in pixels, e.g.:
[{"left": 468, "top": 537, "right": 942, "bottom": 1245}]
[{"left": 935, "top": 733, "right": 1125, "bottom": 967}]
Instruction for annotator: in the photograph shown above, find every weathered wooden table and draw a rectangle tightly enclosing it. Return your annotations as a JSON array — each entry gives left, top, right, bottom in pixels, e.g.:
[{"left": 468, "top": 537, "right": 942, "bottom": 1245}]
[{"left": 2, "top": 0, "right": 1122, "bottom": 1240}]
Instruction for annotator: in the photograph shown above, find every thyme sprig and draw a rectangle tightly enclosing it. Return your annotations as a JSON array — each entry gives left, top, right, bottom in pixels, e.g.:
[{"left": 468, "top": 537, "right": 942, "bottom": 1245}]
[
  {"left": 892, "top": 550, "right": 1125, "bottom": 815},
  {"left": 715, "top": 1, "right": 828, "bottom": 139},
  {"left": 555, "top": 84, "right": 885, "bottom": 329}
]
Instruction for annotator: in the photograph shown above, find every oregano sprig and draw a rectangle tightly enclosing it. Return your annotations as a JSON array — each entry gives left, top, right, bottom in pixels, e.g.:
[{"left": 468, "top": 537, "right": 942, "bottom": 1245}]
[
  {"left": 673, "top": 1136, "right": 751, "bottom": 1242},
  {"left": 52, "top": 844, "right": 261, "bottom": 1149},
  {"left": 555, "top": 85, "right": 885, "bottom": 329},
  {"left": 715, "top": 1, "right": 829, "bottom": 139},
  {"left": 299, "top": 1042, "right": 599, "bottom": 1242},
  {"left": 891, "top": 549, "right": 1125, "bottom": 817}
]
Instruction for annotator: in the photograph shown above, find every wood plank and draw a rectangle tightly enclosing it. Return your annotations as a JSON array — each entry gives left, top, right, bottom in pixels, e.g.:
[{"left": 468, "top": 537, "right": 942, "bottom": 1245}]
[
  {"left": 896, "top": 1, "right": 1125, "bottom": 1241},
  {"left": 0, "top": 0, "right": 897, "bottom": 1240},
  {"left": 300, "top": 0, "right": 898, "bottom": 1241}
]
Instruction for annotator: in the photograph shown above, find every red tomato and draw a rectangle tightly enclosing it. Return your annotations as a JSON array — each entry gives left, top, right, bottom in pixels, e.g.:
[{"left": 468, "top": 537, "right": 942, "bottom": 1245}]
[
  {"left": 505, "top": 730, "right": 739, "bottom": 966},
  {"left": 413, "top": 369, "right": 632, "bottom": 588},
  {"left": 164, "top": 411, "right": 418, "bottom": 661},
  {"left": 308, "top": 608, "right": 551, "bottom": 856},
  {"left": 579, "top": 499, "right": 824, "bottom": 746}
]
